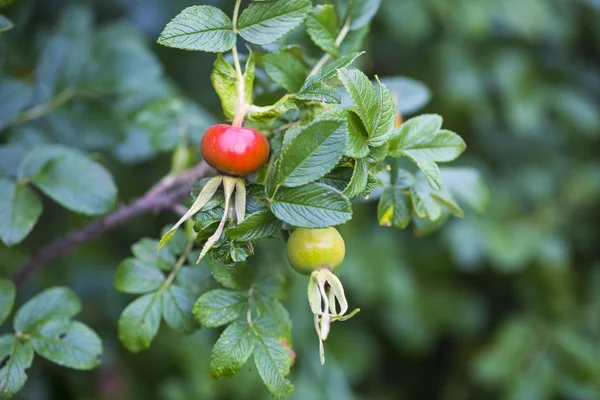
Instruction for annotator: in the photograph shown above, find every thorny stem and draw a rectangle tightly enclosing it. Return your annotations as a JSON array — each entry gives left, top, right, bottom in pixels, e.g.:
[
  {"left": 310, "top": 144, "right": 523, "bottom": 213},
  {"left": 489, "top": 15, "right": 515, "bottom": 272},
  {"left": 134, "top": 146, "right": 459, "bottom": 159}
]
[
  {"left": 307, "top": 16, "right": 352, "bottom": 78},
  {"left": 231, "top": 0, "right": 247, "bottom": 127},
  {"left": 157, "top": 240, "right": 195, "bottom": 295},
  {"left": 12, "top": 162, "right": 213, "bottom": 286}
]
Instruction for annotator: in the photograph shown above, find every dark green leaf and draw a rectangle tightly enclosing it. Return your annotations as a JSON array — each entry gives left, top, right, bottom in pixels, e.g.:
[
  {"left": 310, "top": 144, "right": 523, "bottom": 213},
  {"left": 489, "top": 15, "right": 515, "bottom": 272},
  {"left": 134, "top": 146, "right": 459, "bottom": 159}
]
[
  {"left": 31, "top": 320, "right": 102, "bottom": 370},
  {"left": 270, "top": 183, "right": 352, "bottom": 228},
  {"left": 263, "top": 49, "right": 307, "bottom": 93},
  {"left": 305, "top": 5, "right": 339, "bottom": 56},
  {"left": 14, "top": 287, "right": 81, "bottom": 334},
  {"left": 238, "top": 0, "right": 312, "bottom": 45},
  {"left": 193, "top": 289, "right": 248, "bottom": 328},
  {"left": 210, "top": 321, "right": 256, "bottom": 379},
  {"left": 0, "top": 178, "right": 42, "bottom": 247},
  {"left": 211, "top": 263, "right": 253, "bottom": 291},
  {"left": 0, "top": 335, "right": 34, "bottom": 397},
  {"left": 377, "top": 188, "right": 411, "bottom": 229},
  {"left": 162, "top": 286, "right": 199, "bottom": 334},
  {"left": 320, "top": 167, "right": 353, "bottom": 191},
  {"left": 0, "top": 79, "right": 32, "bottom": 130},
  {"left": 114, "top": 259, "right": 165, "bottom": 294},
  {"left": 345, "top": 110, "right": 370, "bottom": 158},
  {"left": 0, "top": 279, "right": 15, "bottom": 327},
  {"left": 158, "top": 5, "right": 236, "bottom": 52},
  {"left": 225, "top": 211, "right": 282, "bottom": 242},
  {"left": 298, "top": 52, "right": 363, "bottom": 98},
  {"left": 253, "top": 322, "right": 294, "bottom": 399},
  {"left": 343, "top": 159, "right": 369, "bottom": 198},
  {"left": 118, "top": 293, "right": 162, "bottom": 352},
  {"left": 18, "top": 146, "right": 117, "bottom": 216},
  {"left": 277, "top": 119, "right": 348, "bottom": 187}
]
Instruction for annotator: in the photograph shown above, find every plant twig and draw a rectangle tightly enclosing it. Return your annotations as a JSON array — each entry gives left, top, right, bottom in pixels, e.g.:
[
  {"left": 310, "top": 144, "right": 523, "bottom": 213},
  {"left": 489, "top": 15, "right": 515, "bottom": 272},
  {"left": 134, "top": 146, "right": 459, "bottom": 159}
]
[
  {"left": 231, "top": 0, "right": 247, "bottom": 127},
  {"left": 12, "top": 162, "right": 213, "bottom": 286},
  {"left": 307, "top": 17, "right": 352, "bottom": 78}
]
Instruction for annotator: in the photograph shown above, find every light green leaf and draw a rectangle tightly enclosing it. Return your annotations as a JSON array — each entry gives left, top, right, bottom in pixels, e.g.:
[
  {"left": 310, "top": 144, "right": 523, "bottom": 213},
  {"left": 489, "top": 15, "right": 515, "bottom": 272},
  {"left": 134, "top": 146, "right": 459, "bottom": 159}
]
[
  {"left": 410, "top": 177, "right": 442, "bottom": 221},
  {"left": 345, "top": 110, "right": 370, "bottom": 158},
  {"left": 114, "top": 258, "right": 165, "bottom": 294},
  {"left": 162, "top": 286, "right": 199, "bottom": 334},
  {"left": 238, "top": 0, "right": 311, "bottom": 45},
  {"left": 225, "top": 211, "right": 282, "bottom": 242},
  {"left": 14, "top": 287, "right": 81, "bottom": 334},
  {"left": 388, "top": 114, "right": 442, "bottom": 157},
  {"left": 269, "top": 183, "right": 352, "bottom": 228},
  {"left": 263, "top": 48, "right": 307, "bottom": 93},
  {"left": 18, "top": 145, "right": 117, "bottom": 216},
  {"left": 0, "top": 279, "right": 15, "bottom": 327},
  {"left": 0, "top": 15, "right": 13, "bottom": 33},
  {"left": 343, "top": 159, "right": 369, "bottom": 198},
  {"left": 211, "top": 54, "right": 237, "bottom": 120},
  {"left": 394, "top": 128, "right": 466, "bottom": 163},
  {"left": 210, "top": 321, "right": 256, "bottom": 379},
  {"left": 193, "top": 289, "right": 247, "bottom": 328},
  {"left": 293, "top": 83, "right": 341, "bottom": 103},
  {"left": 157, "top": 5, "right": 236, "bottom": 52},
  {"left": 118, "top": 293, "right": 162, "bottom": 352},
  {"left": 244, "top": 51, "right": 256, "bottom": 105},
  {"left": 298, "top": 52, "right": 363, "bottom": 98},
  {"left": 0, "top": 79, "right": 32, "bottom": 130},
  {"left": 305, "top": 5, "right": 339, "bottom": 56},
  {"left": 31, "top": 320, "right": 102, "bottom": 370},
  {"left": 338, "top": 69, "right": 396, "bottom": 147},
  {"left": 277, "top": 119, "right": 348, "bottom": 187},
  {"left": 440, "top": 167, "right": 490, "bottom": 214},
  {"left": 247, "top": 96, "right": 297, "bottom": 122},
  {"left": 131, "top": 238, "right": 176, "bottom": 271},
  {"left": 346, "top": 0, "right": 382, "bottom": 30},
  {"left": 0, "top": 178, "right": 42, "bottom": 247},
  {"left": 253, "top": 296, "right": 292, "bottom": 343},
  {"left": 377, "top": 188, "right": 411, "bottom": 229},
  {"left": 253, "top": 323, "right": 294, "bottom": 399},
  {"left": 0, "top": 335, "right": 34, "bottom": 397}
]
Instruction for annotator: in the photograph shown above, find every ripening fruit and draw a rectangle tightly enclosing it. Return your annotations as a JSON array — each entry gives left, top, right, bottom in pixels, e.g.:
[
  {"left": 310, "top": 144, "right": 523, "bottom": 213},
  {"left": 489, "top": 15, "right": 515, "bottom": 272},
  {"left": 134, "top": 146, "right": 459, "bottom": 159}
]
[
  {"left": 201, "top": 124, "right": 270, "bottom": 176},
  {"left": 286, "top": 227, "right": 345, "bottom": 275}
]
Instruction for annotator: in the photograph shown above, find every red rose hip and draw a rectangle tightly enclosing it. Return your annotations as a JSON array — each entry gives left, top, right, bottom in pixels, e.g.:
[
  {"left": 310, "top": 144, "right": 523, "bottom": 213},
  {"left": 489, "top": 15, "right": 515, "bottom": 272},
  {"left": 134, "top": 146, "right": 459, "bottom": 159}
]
[{"left": 201, "top": 124, "right": 270, "bottom": 176}]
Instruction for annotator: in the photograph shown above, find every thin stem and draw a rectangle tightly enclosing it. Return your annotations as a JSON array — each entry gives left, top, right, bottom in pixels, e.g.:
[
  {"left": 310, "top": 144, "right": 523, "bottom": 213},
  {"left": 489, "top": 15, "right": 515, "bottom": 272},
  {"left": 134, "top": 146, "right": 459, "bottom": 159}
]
[
  {"left": 231, "top": 0, "right": 247, "bottom": 127},
  {"left": 158, "top": 240, "right": 195, "bottom": 295},
  {"left": 307, "top": 17, "right": 352, "bottom": 78},
  {"left": 14, "top": 89, "right": 76, "bottom": 124},
  {"left": 247, "top": 285, "right": 255, "bottom": 326},
  {"left": 232, "top": 0, "right": 242, "bottom": 32}
]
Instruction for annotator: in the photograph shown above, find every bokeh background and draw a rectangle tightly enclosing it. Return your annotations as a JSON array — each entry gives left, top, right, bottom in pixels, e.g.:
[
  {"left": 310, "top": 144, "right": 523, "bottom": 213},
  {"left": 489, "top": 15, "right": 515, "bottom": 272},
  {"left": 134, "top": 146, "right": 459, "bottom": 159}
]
[{"left": 2, "top": 0, "right": 600, "bottom": 399}]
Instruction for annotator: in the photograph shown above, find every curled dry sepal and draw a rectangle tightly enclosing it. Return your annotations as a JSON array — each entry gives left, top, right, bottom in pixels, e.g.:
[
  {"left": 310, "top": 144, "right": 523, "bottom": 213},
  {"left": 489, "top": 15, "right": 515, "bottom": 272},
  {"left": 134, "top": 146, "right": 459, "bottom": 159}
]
[{"left": 0, "top": 279, "right": 102, "bottom": 398}]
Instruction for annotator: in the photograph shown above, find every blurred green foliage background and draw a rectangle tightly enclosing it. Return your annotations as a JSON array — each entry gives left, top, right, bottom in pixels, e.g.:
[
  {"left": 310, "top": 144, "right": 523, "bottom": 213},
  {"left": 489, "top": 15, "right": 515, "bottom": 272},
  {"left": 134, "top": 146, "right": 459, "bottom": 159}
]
[{"left": 1, "top": 0, "right": 600, "bottom": 399}]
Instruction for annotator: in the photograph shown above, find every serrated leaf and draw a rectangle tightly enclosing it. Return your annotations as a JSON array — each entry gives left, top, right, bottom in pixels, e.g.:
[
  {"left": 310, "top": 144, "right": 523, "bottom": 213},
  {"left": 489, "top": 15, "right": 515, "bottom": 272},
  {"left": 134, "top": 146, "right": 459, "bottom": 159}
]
[
  {"left": 343, "top": 159, "right": 369, "bottom": 198},
  {"left": 193, "top": 289, "right": 247, "bottom": 328},
  {"left": 225, "top": 211, "right": 282, "bottom": 242},
  {"left": 270, "top": 183, "right": 352, "bottom": 228},
  {"left": 263, "top": 49, "right": 307, "bottom": 93},
  {"left": 118, "top": 293, "right": 162, "bottom": 352},
  {"left": 18, "top": 145, "right": 117, "bottom": 216},
  {"left": 377, "top": 188, "right": 411, "bottom": 229},
  {"left": 253, "top": 296, "right": 292, "bottom": 343},
  {"left": 305, "top": 5, "right": 339, "bottom": 56},
  {"left": 338, "top": 69, "right": 396, "bottom": 147},
  {"left": 293, "top": 83, "right": 341, "bottom": 103},
  {"left": 0, "top": 335, "right": 34, "bottom": 397},
  {"left": 299, "top": 52, "right": 363, "bottom": 95},
  {"left": 277, "top": 119, "right": 348, "bottom": 187},
  {"left": 114, "top": 258, "right": 165, "bottom": 294},
  {"left": 0, "top": 178, "right": 42, "bottom": 247},
  {"left": 253, "top": 325, "right": 294, "bottom": 399},
  {"left": 211, "top": 53, "right": 238, "bottom": 120},
  {"left": 0, "top": 279, "right": 15, "bottom": 327},
  {"left": 211, "top": 262, "right": 253, "bottom": 291},
  {"left": 388, "top": 114, "right": 442, "bottom": 157},
  {"left": 210, "top": 321, "right": 256, "bottom": 379},
  {"left": 238, "top": 0, "right": 311, "bottom": 45},
  {"left": 345, "top": 110, "right": 370, "bottom": 158},
  {"left": 31, "top": 320, "right": 102, "bottom": 370},
  {"left": 14, "top": 287, "right": 81, "bottom": 334},
  {"left": 320, "top": 167, "right": 353, "bottom": 192},
  {"left": 131, "top": 238, "right": 175, "bottom": 271},
  {"left": 158, "top": 5, "right": 236, "bottom": 52},
  {"left": 162, "top": 286, "right": 199, "bottom": 334}
]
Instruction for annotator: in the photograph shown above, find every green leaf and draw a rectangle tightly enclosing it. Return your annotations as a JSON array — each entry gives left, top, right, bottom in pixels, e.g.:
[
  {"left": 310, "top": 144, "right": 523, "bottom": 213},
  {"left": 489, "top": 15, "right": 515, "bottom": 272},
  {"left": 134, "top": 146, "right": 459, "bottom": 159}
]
[
  {"left": 297, "top": 52, "right": 363, "bottom": 102},
  {"left": 0, "top": 15, "right": 13, "bottom": 33},
  {"left": 238, "top": 0, "right": 311, "bottom": 45},
  {"left": 253, "top": 296, "right": 292, "bottom": 343},
  {"left": 305, "top": 5, "right": 339, "bottom": 56},
  {"left": 131, "top": 238, "right": 176, "bottom": 271},
  {"left": 0, "top": 178, "right": 42, "bottom": 247},
  {"left": 244, "top": 51, "right": 256, "bottom": 105},
  {"left": 343, "top": 159, "right": 369, "bottom": 198},
  {"left": 162, "top": 286, "right": 199, "bottom": 334},
  {"left": 0, "top": 335, "right": 34, "bottom": 397},
  {"left": 263, "top": 48, "right": 307, "bottom": 93},
  {"left": 377, "top": 188, "right": 411, "bottom": 229},
  {"left": 157, "top": 5, "right": 236, "bottom": 52},
  {"left": 347, "top": 0, "right": 382, "bottom": 30},
  {"left": 193, "top": 289, "right": 248, "bottom": 328},
  {"left": 211, "top": 263, "right": 253, "bottom": 291},
  {"left": 18, "top": 146, "right": 117, "bottom": 216},
  {"left": 210, "top": 321, "right": 256, "bottom": 379},
  {"left": 253, "top": 322, "right": 294, "bottom": 399},
  {"left": 338, "top": 69, "right": 396, "bottom": 147},
  {"left": 0, "top": 279, "right": 15, "bottom": 327},
  {"left": 114, "top": 258, "right": 165, "bottom": 294},
  {"left": 31, "top": 320, "right": 102, "bottom": 370},
  {"left": 247, "top": 96, "right": 297, "bottom": 122},
  {"left": 345, "top": 110, "right": 370, "bottom": 158},
  {"left": 211, "top": 53, "right": 239, "bottom": 120},
  {"left": 440, "top": 167, "right": 490, "bottom": 214},
  {"left": 380, "top": 76, "right": 431, "bottom": 115},
  {"left": 0, "top": 79, "right": 32, "bottom": 130},
  {"left": 320, "top": 167, "right": 353, "bottom": 192},
  {"left": 277, "top": 119, "right": 348, "bottom": 187},
  {"left": 225, "top": 211, "right": 282, "bottom": 242},
  {"left": 14, "top": 287, "right": 81, "bottom": 334},
  {"left": 118, "top": 293, "right": 162, "bottom": 352},
  {"left": 293, "top": 83, "right": 341, "bottom": 103},
  {"left": 269, "top": 183, "right": 352, "bottom": 228},
  {"left": 410, "top": 177, "right": 442, "bottom": 221}
]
